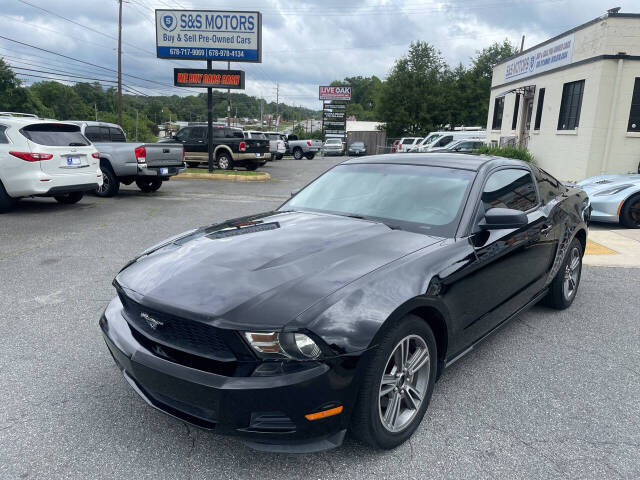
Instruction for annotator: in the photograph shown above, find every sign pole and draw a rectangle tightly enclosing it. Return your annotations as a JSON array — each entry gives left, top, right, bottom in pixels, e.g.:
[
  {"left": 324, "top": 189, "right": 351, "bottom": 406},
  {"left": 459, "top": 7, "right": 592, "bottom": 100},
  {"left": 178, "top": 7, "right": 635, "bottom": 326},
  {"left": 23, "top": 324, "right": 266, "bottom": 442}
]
[{"left": 207, "top": 59, "right": 214, "bottom": 173}]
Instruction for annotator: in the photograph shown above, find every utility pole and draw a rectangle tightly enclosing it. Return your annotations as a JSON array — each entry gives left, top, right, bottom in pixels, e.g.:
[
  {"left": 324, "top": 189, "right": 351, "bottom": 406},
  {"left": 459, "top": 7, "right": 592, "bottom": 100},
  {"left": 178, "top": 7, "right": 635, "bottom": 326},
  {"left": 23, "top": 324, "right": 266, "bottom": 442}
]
[
  {"left": 94, "top": 103, "right": 98, "bottom": 121},
  {"left": 520, "top": 35, "right": 525, "bottom": 52},
  {"left": 117, "top": 0, "right": 123, "bottom": 127},
  {"left": 227, "top": 61, "right": 231, "bottom": 126},
  {"left": 260, "top": 97, "right": 263, "bottom": 129},
  {"left": 275, "top": 82, "right": 279, "bottom": 132},
  {"left": 135, "top": 110, "right": 138, "bottom": 141}
]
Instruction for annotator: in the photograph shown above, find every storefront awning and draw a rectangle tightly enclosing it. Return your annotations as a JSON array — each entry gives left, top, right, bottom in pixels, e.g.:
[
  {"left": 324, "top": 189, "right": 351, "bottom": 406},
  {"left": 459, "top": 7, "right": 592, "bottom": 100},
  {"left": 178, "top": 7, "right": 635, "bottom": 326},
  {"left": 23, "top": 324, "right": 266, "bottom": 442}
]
[{"left": 496, "top": 85, "right": 536, "bottom": 97}]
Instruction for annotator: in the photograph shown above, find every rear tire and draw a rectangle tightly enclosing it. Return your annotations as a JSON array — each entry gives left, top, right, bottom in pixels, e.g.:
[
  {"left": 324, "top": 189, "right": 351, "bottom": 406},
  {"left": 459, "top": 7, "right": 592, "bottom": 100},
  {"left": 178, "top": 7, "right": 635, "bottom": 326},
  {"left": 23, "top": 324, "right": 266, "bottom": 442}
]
[
  {"left": 246, "top": 163, "right": 259, "bottom": 171},
  {"left": 351, "top": 315, "right": 437, "bottom": 449},
  {"left": 217, "top": 152, "right": 233, "bottom": 170},
  {"left": 0, "top": 181, "right": 17, "bottom": 213},
  {"left": 96, "top": 163, "right": 119, "bottom": 197},
  {"left": 293, "top": 148, "right": 303, "bottom": 160},
  {"left": 135, "top": 178, "right": 163, "bottom": 192},
  {"left": 620, "top": 193, "right": 640, "bottom": 229},
  {"left": 544, "top": 238, "right": 583, "bottom": 309},
  {"left": 275, "top": 154, "right": 283, "bottom": 160},
  {"left": 54, "top": 192, "right": 84, "bottom": 204}
]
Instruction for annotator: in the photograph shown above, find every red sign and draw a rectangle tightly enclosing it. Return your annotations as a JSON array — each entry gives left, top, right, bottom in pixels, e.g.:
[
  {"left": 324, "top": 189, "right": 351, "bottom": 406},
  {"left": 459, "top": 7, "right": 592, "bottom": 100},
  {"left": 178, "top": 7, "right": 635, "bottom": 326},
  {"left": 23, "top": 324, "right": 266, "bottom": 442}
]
[
  {"left": 174, "top": 68, "right": 245, "bottom": 89},
  {"left": 319, "top": 86, "right": 351, "bottom": 101}
]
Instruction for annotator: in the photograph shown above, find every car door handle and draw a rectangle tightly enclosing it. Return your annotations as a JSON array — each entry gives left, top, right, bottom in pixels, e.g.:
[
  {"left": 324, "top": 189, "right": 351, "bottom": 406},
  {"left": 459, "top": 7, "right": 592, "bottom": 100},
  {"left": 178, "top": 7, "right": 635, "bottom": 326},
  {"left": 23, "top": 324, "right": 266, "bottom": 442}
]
[{"left": 540, "top": 224, "right": 553, "bottom": 235}]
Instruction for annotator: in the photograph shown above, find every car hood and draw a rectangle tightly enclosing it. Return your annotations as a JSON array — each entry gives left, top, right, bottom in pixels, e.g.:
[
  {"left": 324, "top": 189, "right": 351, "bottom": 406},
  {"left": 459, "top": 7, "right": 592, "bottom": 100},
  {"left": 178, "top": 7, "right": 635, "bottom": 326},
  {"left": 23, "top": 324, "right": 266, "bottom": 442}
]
[
  {"left": 115, "top": 211, "right": 441, "bottom": 330},
  {"left": 577, "top": 174, "right": 640, "bottom": 194}
]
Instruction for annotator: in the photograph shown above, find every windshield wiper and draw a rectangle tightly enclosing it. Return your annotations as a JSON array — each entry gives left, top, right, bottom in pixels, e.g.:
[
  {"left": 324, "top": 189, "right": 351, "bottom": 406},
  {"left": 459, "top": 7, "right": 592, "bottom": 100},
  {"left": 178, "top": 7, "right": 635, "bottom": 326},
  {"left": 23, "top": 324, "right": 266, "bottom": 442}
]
[{"left": 68, "top": 142, "right": 87, "bottom": 146}]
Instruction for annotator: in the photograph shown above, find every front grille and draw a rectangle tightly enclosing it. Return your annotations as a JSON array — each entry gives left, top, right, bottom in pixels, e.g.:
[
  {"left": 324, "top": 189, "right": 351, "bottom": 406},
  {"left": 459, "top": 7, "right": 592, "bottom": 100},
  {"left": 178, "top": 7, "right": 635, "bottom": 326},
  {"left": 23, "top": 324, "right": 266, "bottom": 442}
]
[{"left": 118, "top": 291, "right": 236, "bottom": 362}]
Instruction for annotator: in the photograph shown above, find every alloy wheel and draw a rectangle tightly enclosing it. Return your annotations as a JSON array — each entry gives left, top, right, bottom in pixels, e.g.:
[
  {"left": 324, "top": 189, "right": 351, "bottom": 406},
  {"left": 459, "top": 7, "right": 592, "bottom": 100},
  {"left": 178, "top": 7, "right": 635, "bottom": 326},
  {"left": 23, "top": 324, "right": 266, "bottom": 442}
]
[
  {"left": 630, "top": 199, "right": 640, "bottom": 226},
  {"left": 97, "top": 173, "right": 110, "bottom": 194},
  {"left": 563, "top": 246, "right": 581, "bottom": 300},
  {"left": 378, "top": 334, "right": 431, "bottom": 433}
]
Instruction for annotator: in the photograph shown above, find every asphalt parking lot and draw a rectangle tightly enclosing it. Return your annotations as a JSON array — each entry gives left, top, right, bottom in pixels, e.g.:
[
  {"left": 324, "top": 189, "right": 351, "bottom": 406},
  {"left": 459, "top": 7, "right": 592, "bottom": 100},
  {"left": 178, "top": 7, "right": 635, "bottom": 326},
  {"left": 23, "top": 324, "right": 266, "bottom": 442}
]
[{"left": 1, "top": 156, "right": 639, "bottom": 479}]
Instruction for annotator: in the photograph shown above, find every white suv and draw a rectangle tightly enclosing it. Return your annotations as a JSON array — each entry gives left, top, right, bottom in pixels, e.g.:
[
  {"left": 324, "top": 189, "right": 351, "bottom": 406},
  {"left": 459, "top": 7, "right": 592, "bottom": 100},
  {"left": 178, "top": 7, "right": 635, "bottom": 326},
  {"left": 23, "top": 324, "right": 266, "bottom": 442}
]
[
  {"left": 0, "top": 116, "right": 102, "bottom": 213},
  {"left": 396, "top": 137, "right": 423, "bottom": 153}
]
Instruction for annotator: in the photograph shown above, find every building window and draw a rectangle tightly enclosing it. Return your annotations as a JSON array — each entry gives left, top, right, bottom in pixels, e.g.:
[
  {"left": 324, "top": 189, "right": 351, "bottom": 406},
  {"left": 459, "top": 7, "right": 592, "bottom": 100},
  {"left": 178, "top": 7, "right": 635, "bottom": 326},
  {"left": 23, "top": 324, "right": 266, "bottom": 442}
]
[
  {"left": 628, "top": 78, "right": 640, "bottom": 132},
  {"left": 511, "top": 93, "right": 520, "bottom": 130},
  {"left": 492, "top": 97, "right": 504, "bottom": 130},
  {"left": 557, "top": 80, "right": 584, "bottom": 130},
  {"left": 534, "top": 88, "right": 545, "bottom": 130}
]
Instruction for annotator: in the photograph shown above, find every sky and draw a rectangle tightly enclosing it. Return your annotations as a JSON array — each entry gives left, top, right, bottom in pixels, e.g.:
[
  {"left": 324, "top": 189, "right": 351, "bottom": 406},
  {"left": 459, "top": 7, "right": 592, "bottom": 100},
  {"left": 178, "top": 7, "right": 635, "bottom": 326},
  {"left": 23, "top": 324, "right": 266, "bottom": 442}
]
[{"left": 0, "top": 0, "right": 637, "bottom": 109}]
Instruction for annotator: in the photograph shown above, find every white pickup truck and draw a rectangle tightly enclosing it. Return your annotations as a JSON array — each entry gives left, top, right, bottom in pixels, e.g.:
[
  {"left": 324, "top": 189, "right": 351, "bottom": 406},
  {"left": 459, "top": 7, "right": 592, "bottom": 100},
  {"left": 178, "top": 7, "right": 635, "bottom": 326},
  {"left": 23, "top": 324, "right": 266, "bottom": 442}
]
[{"left": 70, "top": 121, "right": 185, "bottom": 197}]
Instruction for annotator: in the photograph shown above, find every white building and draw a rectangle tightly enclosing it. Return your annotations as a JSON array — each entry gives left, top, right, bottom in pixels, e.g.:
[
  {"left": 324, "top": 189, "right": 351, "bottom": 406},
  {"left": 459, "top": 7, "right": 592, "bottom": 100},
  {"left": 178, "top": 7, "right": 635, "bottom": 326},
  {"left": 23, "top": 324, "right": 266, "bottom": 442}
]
[{"left": 486, "top": 9, "right": 640, "bottom": 180}]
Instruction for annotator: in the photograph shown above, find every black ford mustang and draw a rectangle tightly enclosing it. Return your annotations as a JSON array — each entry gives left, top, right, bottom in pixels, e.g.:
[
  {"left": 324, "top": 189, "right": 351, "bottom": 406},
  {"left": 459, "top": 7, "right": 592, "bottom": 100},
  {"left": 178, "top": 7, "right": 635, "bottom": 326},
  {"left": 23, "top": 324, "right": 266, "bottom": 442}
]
[{"left": 100, "top": 154, "right": 589, "bottom": 453}]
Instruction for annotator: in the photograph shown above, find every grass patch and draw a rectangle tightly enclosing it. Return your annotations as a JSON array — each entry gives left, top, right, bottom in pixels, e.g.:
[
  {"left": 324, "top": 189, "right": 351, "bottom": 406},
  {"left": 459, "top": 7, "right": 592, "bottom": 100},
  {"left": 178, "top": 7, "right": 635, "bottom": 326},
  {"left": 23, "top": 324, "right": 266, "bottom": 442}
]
[
  {"left": 185, "top": 168, "right": 264, "bottom": 176},
  {"left": 474, "top": 145, "right": 535, "bottom": 163}
]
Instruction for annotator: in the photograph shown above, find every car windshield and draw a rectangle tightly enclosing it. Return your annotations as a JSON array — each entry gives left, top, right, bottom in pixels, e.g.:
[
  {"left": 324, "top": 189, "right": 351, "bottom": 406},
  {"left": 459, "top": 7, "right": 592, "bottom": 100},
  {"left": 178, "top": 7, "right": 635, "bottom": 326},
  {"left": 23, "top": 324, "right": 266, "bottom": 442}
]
[
  {"left": 247, "top": 132, "right": 266, "bottom": 139},
  {"left": 422, "top": 134, "right": 441, "bottom": 145},
  {"left": 351, "top": 142, "right": 364, "bottom": 148},
  {"left": 281, "top": 163, "right": 474, "bottom": 237},
  {"left": 326, "top": 139, "right": 340, "bottom": 144}
]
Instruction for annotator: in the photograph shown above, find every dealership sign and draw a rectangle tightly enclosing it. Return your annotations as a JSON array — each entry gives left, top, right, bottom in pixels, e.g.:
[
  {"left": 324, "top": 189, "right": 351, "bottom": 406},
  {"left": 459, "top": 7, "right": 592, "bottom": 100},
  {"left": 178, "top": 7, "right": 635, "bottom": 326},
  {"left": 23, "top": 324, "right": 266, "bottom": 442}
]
[
  {"left": 156, "top": 10, "right": 262, "bottom": 62},
  {"left": 504, "top": 34, "right": 574, "bottom": 81},
  {"left": 319, "top": 86, "right": 352, "bottom": 101}
]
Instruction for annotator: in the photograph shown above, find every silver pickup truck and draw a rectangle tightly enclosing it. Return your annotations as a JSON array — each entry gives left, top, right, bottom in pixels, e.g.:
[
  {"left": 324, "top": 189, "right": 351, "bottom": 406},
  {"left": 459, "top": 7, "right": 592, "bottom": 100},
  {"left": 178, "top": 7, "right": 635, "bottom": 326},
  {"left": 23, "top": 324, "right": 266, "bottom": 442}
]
[
  {"left": 285, "top": 134, "right": 323, "bottom": 160},
  {"left": 70, "top": 121, "right": 184, "bottom": 197}
]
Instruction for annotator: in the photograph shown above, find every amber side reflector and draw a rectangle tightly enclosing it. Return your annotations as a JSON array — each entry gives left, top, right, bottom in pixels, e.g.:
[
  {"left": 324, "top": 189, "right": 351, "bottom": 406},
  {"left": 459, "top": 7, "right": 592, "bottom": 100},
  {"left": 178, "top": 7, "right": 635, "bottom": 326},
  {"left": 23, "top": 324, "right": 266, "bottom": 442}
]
[{"left": 305, "top": 406, "right": 343, "bottom": 421}]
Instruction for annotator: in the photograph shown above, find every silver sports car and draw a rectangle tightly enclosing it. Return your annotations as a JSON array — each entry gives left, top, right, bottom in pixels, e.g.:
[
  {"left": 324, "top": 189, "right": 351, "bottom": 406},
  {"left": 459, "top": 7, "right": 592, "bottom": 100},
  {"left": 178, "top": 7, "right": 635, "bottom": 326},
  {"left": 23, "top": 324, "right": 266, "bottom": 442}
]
[{"left": 577, "top": 174, "right": 640, "bottom": 228}]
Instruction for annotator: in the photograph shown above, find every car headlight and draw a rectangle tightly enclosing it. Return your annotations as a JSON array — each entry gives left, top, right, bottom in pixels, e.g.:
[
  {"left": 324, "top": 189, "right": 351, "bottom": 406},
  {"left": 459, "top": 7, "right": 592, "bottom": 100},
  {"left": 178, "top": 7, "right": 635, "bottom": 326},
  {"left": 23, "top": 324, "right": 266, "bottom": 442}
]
[
  {"left": 594, "top": 184, "right": 634, "bottom": 196},
  {"left": 243, "top": 331, "right": 321, "bottom": 360}
]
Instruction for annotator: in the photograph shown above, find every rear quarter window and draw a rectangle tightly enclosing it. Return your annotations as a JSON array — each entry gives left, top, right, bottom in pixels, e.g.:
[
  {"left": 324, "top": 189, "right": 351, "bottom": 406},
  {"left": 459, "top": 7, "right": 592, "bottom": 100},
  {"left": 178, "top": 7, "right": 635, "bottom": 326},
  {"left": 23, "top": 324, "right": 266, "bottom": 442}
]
[
  {"left": 20, "top": 123, "right": 89, "bottom": 146},
  {"left": 0, "top": 125, "right": 9, "bottom": 144},
  {"left": 108, "top": 127, "right": 126, "bottom": 142},
  {"left": 534, "top": 167, "right": 565, "bottom": 204}
]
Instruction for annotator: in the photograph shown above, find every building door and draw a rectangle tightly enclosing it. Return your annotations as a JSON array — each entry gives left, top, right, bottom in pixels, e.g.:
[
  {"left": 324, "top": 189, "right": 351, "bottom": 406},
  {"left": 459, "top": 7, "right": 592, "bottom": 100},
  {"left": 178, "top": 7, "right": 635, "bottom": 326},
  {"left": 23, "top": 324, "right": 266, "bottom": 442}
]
[{"left": 519, "top": 97, "right": 534, "bottom": 148}]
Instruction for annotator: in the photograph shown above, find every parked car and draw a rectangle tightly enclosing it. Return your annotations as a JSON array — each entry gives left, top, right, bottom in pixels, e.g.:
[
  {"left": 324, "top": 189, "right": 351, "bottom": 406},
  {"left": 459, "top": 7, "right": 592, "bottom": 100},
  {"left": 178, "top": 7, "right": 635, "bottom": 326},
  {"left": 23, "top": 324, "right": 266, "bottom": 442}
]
[
  {"left": 285, "top": 134, "right": 323, "bottom": 160},
  {"left": 163, "top": 125, "right": 269, "bottom": 170},
  {"left": 0, "top": 116, "right": 102, "bottom": 213},
  {"left": 323, "top": 138, "right": 344, "bottom": 156},
  {"left": 391, "top": 139, "right": 400, "bottom": 153},
  {"left": 347, "top": 141, "right": 367, "bottom": 156},
  {"left": 262, "top": 132, "right": 286, "bottom": 160},
  {"left": 71, "top": 121, "right": 184, "bottom": 196},
  {"left": 427, "top": 139, "right": 486, "bottom": 154},
  {"left": 100, "top": 153, "right": 588, "bottom": 452},
  {"left": 396, "top": 137, "right": 422, "bottom": 153},
  {"left": 577, "top": 174, "right": 640, "bottom": 228},
  {"left": 411, "top": 131, "right": 486, "bottom": 153}
]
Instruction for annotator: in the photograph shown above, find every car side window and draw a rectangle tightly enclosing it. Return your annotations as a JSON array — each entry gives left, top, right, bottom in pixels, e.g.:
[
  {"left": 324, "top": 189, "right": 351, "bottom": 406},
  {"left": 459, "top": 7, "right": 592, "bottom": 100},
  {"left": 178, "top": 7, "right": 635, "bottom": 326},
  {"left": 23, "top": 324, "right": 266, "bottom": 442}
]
[
  {"left": 84, "top": 126, "right": 102, "bottom": 142},
  {"left": 0, "top": 125, "right": 9, "bottom": 144},
  {"left": 190, "top": 127, "right": 206, "bottom": 140},
  {"left": 212, "top": 128, "right": 225, "bottom": 138},
  {"left": 438, "top": 135, "right": 453, "bottom": 147},
  {"left": 232, "top": 130, "right": 244, "bottom": 139},
  {"left": 109, "top": 127, "right": 126, "bottom": 142},
  {"left": 534, "top": 167, "right": 565, "bottom": 204},
  {"left": 482, "top": 169, "right": 538, "bottom": 212},
  {"left": 174, "top": 128, "right": 190, "bottom": 142},
  {"left": 457, "top": 142, "right": 474, "bottom": 151}
]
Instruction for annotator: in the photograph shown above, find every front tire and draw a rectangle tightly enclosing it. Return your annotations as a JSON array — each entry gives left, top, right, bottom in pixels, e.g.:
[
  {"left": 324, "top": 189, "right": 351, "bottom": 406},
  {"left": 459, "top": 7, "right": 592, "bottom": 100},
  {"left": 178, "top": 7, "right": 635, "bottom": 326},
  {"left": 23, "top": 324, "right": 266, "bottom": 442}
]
[
  {"left": 246, "top": 163, "right": 259, "bottom": 171},
  {"left": 620, "top": 193, "right": 640, "bottom": 228},
  {"left": 351, "top": 315, "right": 437, "bottom": 449},
  {"left": 275, "top": 154, "right": 283, "bottom": 160},
  {"left": 135, "top": 178, "right": 163, "bottom": 192},
  {"left": 544, "top": 238, "right": 583, "bottom": 309},
  {"left": 54, "top": 192, "right": 83, "bottom": 204},
  {"left": 304, "top": 152, "right": 315, "bottom": 160},
  {"left": 186, "top": 161, "right": 200, "bottom": 168},
  {"left": 96, "top": 163, "right": 119, "bottom": 197},
  {"left": 293, "top": 148, "right": 303, "bottom": 160}
]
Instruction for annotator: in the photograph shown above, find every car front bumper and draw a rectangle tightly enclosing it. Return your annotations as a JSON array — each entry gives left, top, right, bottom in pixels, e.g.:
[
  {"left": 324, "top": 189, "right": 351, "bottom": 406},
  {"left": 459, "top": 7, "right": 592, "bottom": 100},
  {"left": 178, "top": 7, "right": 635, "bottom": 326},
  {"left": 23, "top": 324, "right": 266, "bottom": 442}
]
[{"left": 99, "top": 297, "right": 363, "bottom": 452}]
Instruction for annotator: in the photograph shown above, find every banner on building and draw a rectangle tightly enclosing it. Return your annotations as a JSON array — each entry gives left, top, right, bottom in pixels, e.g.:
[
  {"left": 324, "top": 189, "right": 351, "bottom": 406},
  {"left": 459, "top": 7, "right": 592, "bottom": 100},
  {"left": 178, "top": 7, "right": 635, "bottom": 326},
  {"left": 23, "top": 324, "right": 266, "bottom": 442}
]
[{"left": 504, "top": 33, "right": 574, "bottom": 81}]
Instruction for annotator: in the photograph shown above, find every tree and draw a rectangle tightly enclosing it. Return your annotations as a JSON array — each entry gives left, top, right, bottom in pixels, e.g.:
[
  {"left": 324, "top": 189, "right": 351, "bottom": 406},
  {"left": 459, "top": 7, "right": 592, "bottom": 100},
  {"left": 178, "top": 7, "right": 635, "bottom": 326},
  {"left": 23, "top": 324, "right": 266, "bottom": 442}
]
[
  {"left": 0, "top": 59, "right": 50, "bottom": 116},
  {"left": 376, "top": 41, "right": 449, "bottom": 138},
  {"left": 463, "top": 40, "right": 519, "bottom": 126},
  {"left": 331, "top": 76, "right": 382, "bottom": 121},
  {"left": 29, "top": 81, "right": 93, "bottom": 119}
]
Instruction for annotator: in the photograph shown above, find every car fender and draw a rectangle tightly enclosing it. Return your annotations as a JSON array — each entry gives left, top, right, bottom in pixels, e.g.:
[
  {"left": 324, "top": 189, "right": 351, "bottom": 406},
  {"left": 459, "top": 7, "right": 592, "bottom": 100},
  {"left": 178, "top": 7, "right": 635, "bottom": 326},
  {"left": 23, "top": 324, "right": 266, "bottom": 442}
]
[{"left": 214, "top": 144, "right": 234, "bottom": 159}]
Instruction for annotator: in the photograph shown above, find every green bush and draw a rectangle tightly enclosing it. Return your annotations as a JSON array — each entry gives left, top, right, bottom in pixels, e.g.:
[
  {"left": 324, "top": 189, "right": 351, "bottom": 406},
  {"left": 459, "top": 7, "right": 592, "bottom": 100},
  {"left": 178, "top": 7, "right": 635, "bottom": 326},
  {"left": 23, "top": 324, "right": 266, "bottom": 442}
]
[{"left": 474, "top": 145, "right": 535, "bottom": 164}]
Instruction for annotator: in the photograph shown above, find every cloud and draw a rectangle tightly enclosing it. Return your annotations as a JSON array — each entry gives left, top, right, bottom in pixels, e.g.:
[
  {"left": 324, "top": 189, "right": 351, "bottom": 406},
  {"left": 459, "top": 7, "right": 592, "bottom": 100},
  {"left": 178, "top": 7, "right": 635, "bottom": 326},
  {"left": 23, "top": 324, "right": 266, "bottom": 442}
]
[{"left": 0, "top": 0, "right": 637, "bottom": 109}]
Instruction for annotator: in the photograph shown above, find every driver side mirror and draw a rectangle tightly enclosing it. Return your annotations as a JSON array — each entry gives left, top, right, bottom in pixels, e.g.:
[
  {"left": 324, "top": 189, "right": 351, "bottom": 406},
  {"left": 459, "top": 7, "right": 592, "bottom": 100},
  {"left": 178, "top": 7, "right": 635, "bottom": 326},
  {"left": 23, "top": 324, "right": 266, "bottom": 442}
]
[{"left": 479, "top": 208, "right": 528, "bottom": 230}]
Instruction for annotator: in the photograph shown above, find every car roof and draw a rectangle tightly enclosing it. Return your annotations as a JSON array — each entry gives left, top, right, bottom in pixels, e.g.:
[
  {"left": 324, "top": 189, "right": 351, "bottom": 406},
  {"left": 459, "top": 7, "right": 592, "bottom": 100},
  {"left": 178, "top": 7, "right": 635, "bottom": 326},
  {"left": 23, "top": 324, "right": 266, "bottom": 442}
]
[
  {"left": 342, "top": 153, "right": 529, "bottom": 172},
  {"left": 68, "top": 120, "right": 121, "bottom": 129}
]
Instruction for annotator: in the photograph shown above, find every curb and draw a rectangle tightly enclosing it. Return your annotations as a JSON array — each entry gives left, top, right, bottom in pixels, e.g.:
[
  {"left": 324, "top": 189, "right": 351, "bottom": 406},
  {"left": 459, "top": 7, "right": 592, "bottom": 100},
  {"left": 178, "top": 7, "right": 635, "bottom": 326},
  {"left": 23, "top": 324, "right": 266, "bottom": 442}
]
[{"left": 175, "top": 172, "right": 271, "bottom": 182}]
